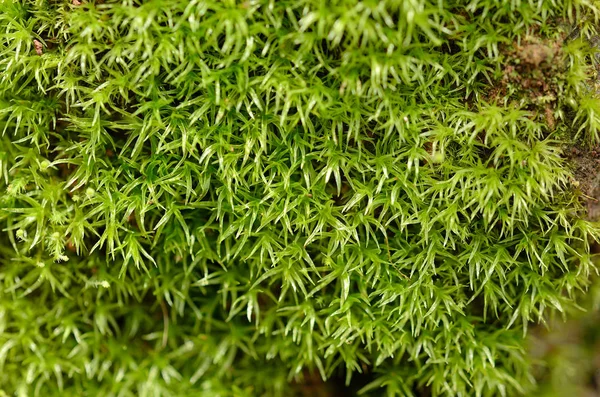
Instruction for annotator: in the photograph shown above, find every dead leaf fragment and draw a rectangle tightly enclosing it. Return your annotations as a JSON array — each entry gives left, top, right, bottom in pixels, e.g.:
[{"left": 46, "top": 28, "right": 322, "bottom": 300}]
[
  {"left": 544, "top": 105, "right": 555, "bottom": 130},
  {"left": 33, "top": 39, "right": 43, "bottom": 56},
  {"left": 517, "top": 43, "right": 555, "bottom": 68}
]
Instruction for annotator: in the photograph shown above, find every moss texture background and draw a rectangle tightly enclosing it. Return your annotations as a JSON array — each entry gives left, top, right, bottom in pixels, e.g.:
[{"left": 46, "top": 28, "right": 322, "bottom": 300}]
[{"left": 2, "top": 0, "right": 600, "bottom": 396}]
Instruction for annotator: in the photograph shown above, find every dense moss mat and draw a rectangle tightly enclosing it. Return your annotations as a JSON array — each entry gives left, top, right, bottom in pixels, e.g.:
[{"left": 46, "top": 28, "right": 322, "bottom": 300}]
[{"left": 1, "top": 1, "right": 600, "bottom": 396}]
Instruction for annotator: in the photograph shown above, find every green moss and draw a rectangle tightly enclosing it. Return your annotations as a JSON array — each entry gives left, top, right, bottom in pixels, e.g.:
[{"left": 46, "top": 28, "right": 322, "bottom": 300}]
[{"left": 1, "top": 0, "right": 600, "bottom": 396}]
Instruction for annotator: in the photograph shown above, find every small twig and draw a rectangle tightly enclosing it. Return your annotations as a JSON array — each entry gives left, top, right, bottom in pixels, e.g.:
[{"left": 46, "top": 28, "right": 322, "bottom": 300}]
[
  {"left": 582, "top": 193, "right": 599, "bottom": 202},
  {"left": 384, "top": 232, "right": 392, "bottom": 263},
  {"left": 160, "top": 299, "right": 169, "bottom": 349}
]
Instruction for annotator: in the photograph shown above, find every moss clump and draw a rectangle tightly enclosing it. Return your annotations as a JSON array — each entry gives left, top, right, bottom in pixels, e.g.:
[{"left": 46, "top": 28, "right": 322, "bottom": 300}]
[{"left": 1, "top": 1, "right": 600, "bottom": 396}]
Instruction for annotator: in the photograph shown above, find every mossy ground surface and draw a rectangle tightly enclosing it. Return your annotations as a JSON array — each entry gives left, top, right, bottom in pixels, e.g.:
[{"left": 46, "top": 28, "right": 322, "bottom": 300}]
[{"left": 2, "top": 1, "right": 600, "bottom": 396}]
